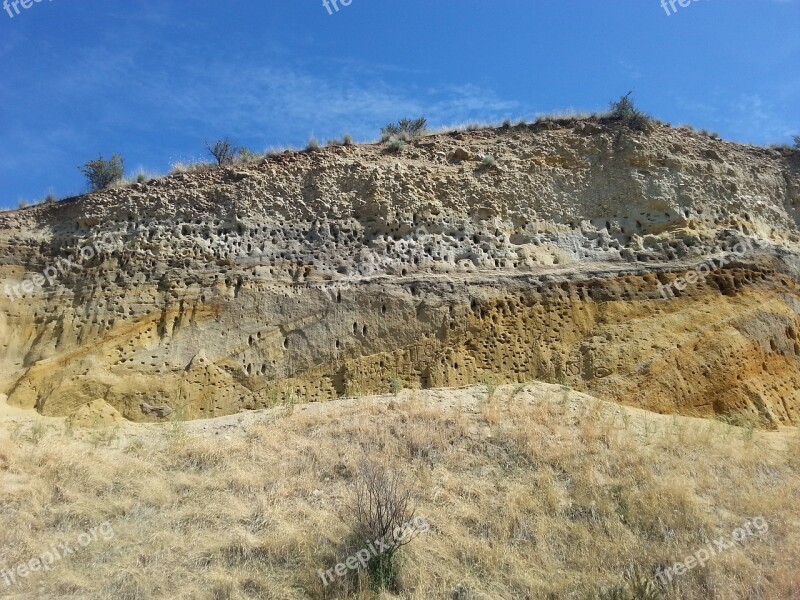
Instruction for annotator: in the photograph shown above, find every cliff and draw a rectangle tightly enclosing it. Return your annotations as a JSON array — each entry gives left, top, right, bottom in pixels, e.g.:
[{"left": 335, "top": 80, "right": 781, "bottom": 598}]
[{"left": 1, "top": 117, "right": 799, "bottom": 424}]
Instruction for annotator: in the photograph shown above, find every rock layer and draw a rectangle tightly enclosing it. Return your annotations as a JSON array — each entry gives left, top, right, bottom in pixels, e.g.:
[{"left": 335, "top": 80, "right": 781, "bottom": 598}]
[{"left": 1, "top": 118, "right": 799, "bottom": 424}]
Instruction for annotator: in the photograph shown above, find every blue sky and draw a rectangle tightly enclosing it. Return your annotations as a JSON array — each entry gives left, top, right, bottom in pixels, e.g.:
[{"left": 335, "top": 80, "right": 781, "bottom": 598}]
[{"left": 0, "top": 0, "right": 798, "bottom": 208}]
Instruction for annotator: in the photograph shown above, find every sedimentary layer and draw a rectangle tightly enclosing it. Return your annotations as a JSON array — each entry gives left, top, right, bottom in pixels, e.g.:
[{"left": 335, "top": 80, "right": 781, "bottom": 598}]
[{"left": 1, "top": 118, "right": 799, "bottom": 423}]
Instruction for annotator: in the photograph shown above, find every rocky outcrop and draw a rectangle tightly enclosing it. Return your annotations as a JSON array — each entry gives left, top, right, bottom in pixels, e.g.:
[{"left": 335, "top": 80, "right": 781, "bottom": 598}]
[{"left": 1, "top": 118, "right": 799, "bottom": 423}]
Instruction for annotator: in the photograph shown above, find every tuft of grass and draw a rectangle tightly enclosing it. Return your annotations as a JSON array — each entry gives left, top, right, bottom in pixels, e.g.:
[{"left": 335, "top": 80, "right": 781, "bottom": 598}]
[
  {"left": 167, "top": 418, "right": 189, "bottom": 444},
  {"left": 131, "top": 167, "right": 158, "bottom": 184},
  {"left": 264, "top": 145, "right": 295, "bottom": 157},
  {"left": 169, "top": 161, "right": 214, "bottom": 175},
  {"left": 482, "top": 377, "right": 499, "bottom": 402},
  {"left": 594, "top": 570, "right": 661, "bottom": 600},
  {"left": 343, "top": 133, "right": 354, "bottom": 146},
  {"left": 346, "top": 382, "right": 365, "bottom": 398},
  {"left": 28, "top": 422, "right": 49, "bottom": 444},
  {"left": 789, "top": 427, "right": 800, "bottom": 471},
  {"left": 124, "top": 438, "right": 146, "bottom": 455},
  {"left": 426, "top": 121, "right": 498, "bottom": 136},
  {"left": 508, "top": 383, "right": 527, "bottom": 402},
  {"left": 698, "top": 129, "right": 721, "bottom": 140},
  {"left": 90, "top": 427, "right": 120, "bottom": 448},
  {"left": 237, "top": 147, "right": 261, "bottom": 163},
  {"left": 535, "top": 111, "right": 598, "bottom": 124},
  {"left": 306, "top": 137, "right": 320, "bottom": 152},
  {"left": 716, "top": 409, "right": 769, "bottom": 441},
  {"left": 268, "top": 387, "right": 294, "bottom": 408},
  {"left": 389, "top": 377, "right": 403, "bottom": 396}
]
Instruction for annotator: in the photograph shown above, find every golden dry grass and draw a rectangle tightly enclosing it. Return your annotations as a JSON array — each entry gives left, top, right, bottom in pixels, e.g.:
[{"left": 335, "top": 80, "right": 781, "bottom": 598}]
[{"left": 0, "top": 384, "right": 798, "bottom": 600}]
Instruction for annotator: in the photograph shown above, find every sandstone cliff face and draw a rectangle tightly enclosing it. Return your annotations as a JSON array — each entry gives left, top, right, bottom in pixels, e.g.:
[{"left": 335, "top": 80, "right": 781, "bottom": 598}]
[{"left": 1, "top": 118, "right": 799, "bottom": 424}]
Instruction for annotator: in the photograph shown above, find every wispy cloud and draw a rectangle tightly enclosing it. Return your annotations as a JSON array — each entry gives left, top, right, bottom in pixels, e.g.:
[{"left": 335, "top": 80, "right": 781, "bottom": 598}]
[
  {"left": 675, "top": 89, "right": 798, "bottom": 144},
  {"left": 43, "top": 41, "right": 520, "bottom": 149}
]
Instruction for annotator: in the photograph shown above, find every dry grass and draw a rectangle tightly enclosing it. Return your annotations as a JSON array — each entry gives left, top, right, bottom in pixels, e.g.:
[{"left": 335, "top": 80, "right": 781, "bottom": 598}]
[
  {"left": 0, "top": 384, "right": 798, "bottom": 600},
  {"left": 534, "top": 110, "right": 607, "bottom": 123},
  {"left": 169, "top": 161, "right": 216, "bottom": 175}
]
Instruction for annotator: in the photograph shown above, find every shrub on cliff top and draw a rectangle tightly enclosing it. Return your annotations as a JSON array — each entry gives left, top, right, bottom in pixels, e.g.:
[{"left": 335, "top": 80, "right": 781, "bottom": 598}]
[
  {"left": 793, "top": 135, "right": 800, "bottom": 149},
  {"left": 381, "top": 117, "right": 427, "bottom": 142},
  {"left": 386, "top": 139, "right": 405, "bottom": 153},
  {"left": 205, "top": 138, "right": 238, "bottom": 166},
  {"left": 79, "top": 154, "right": 125, "bottom": 191},
  {"left": 609, "top": 93, "right": 652, "bottom": 131}
]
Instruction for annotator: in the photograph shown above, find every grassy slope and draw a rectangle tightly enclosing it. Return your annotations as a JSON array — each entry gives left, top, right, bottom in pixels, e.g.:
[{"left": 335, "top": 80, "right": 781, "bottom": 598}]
[{"left": 0, "top": 384, "right": 798, "bottom": 600}]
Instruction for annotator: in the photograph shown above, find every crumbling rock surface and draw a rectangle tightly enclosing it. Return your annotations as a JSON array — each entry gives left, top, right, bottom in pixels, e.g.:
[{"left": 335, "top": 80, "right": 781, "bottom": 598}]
[{"left": 1, "top": 118, "right": 799, "bottom": 424}]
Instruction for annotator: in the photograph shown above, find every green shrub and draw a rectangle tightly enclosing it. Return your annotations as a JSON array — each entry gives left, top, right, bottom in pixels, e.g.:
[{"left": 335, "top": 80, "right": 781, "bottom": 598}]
[
  {"left": 609, "top": 93, "right": 652, "bottom": 131},
  {"left": 343, "top": 133, "right": 354, "bottom": 146},
  {"left": 480, "top": 376, "right": 499, "bottom": 402},
  {"left": 386, "top": 139, "right": 405, "bottom": 153},
  {"left": 481, "top": 154, "right": 496, "bottom": 167},
  {"left": 381, "top": 117, "right": 427, "bottom": 141},
  {"left": 793, "top": 135, "right": 800, "bottom": 149},
  {"left": 79, "top": 154, "right": 125, "bottom": 191}
]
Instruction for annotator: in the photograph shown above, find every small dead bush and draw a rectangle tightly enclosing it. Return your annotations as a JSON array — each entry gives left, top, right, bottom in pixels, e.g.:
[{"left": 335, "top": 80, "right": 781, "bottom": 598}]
[
  {"left": 346, "top": 460, "right": 421, "bottom": 591},
  {"left": 205, "top": 138, "right": 238, "bottom": 166}
]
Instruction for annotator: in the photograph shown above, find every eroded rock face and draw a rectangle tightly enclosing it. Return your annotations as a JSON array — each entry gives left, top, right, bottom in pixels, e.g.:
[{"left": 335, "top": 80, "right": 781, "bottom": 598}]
[{"left": 1, "top": 119, "right": 799, "bottom": 423}]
